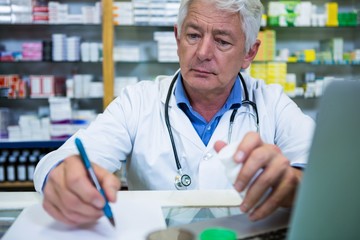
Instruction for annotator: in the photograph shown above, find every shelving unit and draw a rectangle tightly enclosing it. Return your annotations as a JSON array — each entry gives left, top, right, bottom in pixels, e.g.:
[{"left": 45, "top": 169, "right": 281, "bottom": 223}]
[
  {"left": 0, "top": 0, "right": 106, "bottom": 190},
  {"left": 269, "top": 26, "right": 360, "bottom": 81}
]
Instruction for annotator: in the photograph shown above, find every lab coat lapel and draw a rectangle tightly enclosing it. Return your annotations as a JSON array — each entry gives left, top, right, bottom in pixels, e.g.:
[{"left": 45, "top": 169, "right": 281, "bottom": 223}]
[
  {"left": 169, "top": 99, "right": 205, "bottom": 151},
  {"left": 160, "top": 75, "right": 205, "bottom": 151}
]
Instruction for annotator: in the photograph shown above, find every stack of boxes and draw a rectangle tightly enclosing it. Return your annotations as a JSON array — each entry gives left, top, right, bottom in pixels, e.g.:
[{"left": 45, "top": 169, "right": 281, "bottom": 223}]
[
  {"left": 11, "top": 0, "right": 32, "bottom": 23},
  {"left": 267, "top": 1, "right": 358, "bottom": 28},
  {"left": 48, "top": 1, "right": 101, "bottom": 24},
  {"left": 254, "top": 30, "right": 276, "bottom": 62},
  {"left": 154, "top": 31, "right": 178, "bottom": 62},
  {"left": 0, "top": 0, "right": 11, "bottom": 23},
  {"left": 132, "top": 0, "right": 180, "bottom": 26},
  {"left": 32, "top": 0, "right": 49, "bottom": 23},
  {"left": 326, "top": 2, "right": 338, "bottom": 27},
  {"left": 319, "top": 38, "right": 344, "bottom": 63},
  {"left": 250, "top": 62, "right": 287, "bottom": 89},
  {"left": 267, "top": 1, "right": 313, "bottom": 27},
  {"left": 0, "top": 75, "right": 27, "bottom": 98},
  {"left": 29, "top": 75, "right": 66, "bottom": 98},
  {"left": 0, "top": 0, "right": 101, "bottom": 24},
  {"left": 113, "top": 1, "right": 133, "bottom": 25},
  {"left": 22, "top": 42, "right": 43, "bottom": 61}
]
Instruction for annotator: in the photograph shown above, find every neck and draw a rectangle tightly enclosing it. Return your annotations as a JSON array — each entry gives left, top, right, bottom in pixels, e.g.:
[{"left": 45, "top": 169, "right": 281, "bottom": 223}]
[{"left": 187, "top": 90, "right": 229, "bottom": 122}]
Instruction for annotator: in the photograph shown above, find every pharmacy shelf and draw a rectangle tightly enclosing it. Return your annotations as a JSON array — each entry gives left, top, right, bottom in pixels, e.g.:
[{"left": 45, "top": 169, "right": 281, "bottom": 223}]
[
  {"left": 0, "top": 181, "right": 34, "bottom": 191},
  {"left": 0, "top": 98, "right": 103, "bottom": 115},
  {"left": 0, "top": 61, "right": 101, "bottom": 63},
  {"left": 0, "top": 24, "right": 101, "bottom": 35},
  {"left": 0, "top": 139, "right": 66, "bottom": 149},
  {"left": 0, "top": 63, "right": 102, "bottom": 78},
  {"left": 115, "top": 60, "right": 360, "bottom": 66},
  {"left": 253, "top": 61, "right": 360, "bottom": 66}
]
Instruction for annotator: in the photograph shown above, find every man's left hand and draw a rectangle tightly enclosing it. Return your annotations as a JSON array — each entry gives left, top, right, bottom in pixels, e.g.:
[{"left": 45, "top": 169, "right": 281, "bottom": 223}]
[{"left": 214, "top": 132, "right": 302, "bottom": 221}]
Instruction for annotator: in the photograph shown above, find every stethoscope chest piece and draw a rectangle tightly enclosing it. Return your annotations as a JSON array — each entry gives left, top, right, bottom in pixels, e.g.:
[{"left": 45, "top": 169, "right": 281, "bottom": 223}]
[{"left": 174, "top": 172, "right": 191, "bottom": 190}]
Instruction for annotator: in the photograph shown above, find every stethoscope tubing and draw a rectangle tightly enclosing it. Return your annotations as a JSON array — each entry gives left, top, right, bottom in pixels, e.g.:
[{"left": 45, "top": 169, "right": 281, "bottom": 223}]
[{"left": 164, "top": 71, "right": 258, "bottom": 189}]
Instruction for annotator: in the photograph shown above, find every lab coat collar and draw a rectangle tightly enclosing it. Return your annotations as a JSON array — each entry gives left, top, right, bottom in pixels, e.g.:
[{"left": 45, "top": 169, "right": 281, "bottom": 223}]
[{"left": 158, "top": 70, "right": 244, "bottom": 151}]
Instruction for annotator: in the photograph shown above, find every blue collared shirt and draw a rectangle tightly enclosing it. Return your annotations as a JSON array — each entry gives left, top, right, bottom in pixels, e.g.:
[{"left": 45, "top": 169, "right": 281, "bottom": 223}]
[{"left": 174, "top": 73, "right": 242, "bottom": 146}]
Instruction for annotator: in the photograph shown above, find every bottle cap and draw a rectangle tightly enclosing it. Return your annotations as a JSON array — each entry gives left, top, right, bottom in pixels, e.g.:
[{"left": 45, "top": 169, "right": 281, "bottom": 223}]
[
  {"left": 147, "top": 228, "right": 194, "bottom": 240},
  {"left": 200, "top": 228, "right": 236, "bottom": 240}
]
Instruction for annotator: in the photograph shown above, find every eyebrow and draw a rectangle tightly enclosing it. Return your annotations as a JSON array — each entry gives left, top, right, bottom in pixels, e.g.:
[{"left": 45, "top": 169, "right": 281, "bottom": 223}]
[{"left": 185, "top": 22, "right": 234, "bottom": 38}]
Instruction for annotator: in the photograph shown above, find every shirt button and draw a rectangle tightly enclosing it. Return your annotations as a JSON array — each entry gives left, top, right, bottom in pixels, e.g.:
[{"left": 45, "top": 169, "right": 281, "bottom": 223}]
[
  {"left": 207, "top": 126, "right": 211, "bottom": 131},
  {"left": 203, "top": 152, "right": 213, "bottom": 161}
]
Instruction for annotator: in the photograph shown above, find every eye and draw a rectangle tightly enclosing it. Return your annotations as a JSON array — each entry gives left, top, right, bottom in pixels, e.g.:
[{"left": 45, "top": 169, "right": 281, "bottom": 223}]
[
  {"left": 186, "top": 33, "right": 200, "bottom": 43},
  {"left": 216, "top": 38, "right": 232, "bottom": 50}
]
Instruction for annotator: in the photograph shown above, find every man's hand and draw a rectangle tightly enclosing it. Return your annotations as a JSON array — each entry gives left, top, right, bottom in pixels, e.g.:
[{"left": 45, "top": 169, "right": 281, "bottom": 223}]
[
  {"left": 42, "top": 155, "right": 121, "bottom": 226},
  {"left": 214, "top": 132, "right": 302, "bottom": 221}
]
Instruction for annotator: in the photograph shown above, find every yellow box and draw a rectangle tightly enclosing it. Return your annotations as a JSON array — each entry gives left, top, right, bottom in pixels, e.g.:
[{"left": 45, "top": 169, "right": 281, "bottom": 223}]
[{"left": 326, "top": 2, "right": 338, "bottom": 27}]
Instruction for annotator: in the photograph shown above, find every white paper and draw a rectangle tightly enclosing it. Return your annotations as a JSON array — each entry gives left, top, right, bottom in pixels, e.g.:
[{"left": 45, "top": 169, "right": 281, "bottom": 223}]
[
  {"left": 2, "top": 190, "right": 242, "bottom": 240},
  {"left": 3, "top": 197, "right": 166, "bottom": 240}
]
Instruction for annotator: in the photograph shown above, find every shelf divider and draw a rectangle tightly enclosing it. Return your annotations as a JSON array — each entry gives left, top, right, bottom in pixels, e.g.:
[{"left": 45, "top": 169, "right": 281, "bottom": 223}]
[{"left": 102, "top": 0, "right": 114, "bottom": 110}]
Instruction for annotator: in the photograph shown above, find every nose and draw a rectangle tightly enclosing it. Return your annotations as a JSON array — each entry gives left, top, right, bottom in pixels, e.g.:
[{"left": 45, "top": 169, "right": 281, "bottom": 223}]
[{"left": 196, "top": 36, "right": 214, "bottom": 61}]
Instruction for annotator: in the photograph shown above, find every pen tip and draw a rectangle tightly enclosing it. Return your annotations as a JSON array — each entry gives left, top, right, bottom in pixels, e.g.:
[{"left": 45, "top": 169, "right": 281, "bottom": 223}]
[{"left": 109, "top": 217, "right": 116, "bottom": 227}]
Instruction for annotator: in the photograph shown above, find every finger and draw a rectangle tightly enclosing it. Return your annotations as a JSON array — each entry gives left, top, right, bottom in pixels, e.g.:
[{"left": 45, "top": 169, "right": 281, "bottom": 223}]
[
  {"left": 93, "top": 163, "right": 121, "bottom": 203},
  {"left": 234, "top": 132, "right": 262, "bottom": 163},
  {"left": 240, "top": 152, "right": 288, "bottom": 213},
  {"left": 55, "top": 184, "right": 104, "bottom": 223},
  {"left": 249, "top": 168, "right": 296, "bottom": 221},
  {"left": 45, "top": 160, "right": 103, "bottom": 225},
  {"left": 43, "top": 199, "right": 76, "bottom": 226},
  {"left": 235, "top": 144, "right": 277, "bottom": 192},
  {"left": 214, "top": 140, "right": 227, "bottom": 153},
  {"left": 63, "top": 156, "right": 106, "bottom": 209},
  {"left": 43, "top": 169, "right": 76, "bottom": 225},
  {"left": 43, "top": 187, "right": 98, "bottom": 226}
]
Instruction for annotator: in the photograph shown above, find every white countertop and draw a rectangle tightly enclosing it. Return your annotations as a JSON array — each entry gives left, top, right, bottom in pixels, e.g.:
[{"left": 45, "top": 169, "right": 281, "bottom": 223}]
[
  {"left": 0, "top": 192, "right": 42, "bottom": 210},
  {"left": 1, "top": 190, "right": 243, "bottom": 240},
  {"left": 0, "top": 190, "right": 242, "bottom": 210}
]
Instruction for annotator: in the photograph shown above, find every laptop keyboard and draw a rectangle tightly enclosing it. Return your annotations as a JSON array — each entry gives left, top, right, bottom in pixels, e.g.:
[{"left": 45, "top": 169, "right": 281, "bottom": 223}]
[{"left": 239, "top": 227, "right": 288, "bottom": 240}]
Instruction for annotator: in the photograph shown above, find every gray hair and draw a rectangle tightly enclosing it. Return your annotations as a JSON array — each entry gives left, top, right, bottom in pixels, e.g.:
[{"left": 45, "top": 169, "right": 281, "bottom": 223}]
[{"left": 177, "top": 0, "right": 263, "bottom": 53}]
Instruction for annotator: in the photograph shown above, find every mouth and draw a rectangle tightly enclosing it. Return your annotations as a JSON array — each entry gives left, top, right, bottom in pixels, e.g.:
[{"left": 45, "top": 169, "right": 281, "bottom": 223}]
[{"left": 192, "top": 68, "right": 216, "bottom": 75}]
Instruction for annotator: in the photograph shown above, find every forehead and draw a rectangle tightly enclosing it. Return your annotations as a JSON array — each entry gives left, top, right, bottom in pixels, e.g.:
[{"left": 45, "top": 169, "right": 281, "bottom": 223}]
[{"left": 184, "top": 0, "right": 242, "bottom": 30}]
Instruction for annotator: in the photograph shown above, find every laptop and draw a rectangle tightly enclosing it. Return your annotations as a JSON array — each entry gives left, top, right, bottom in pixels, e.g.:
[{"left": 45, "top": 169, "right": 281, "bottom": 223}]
[{"left": 167, "top": 80, "right": 360, "bottom": 239}]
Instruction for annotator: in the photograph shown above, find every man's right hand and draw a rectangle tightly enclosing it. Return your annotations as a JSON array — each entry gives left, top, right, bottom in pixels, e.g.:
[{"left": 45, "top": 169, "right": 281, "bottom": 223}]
[{"left": 42, "top": 155, "right": 121, "bottom": 226}]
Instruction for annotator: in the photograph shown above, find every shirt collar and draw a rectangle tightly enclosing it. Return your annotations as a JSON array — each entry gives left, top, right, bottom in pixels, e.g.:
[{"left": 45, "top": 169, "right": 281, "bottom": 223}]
[{"left": 174, "top": 73, "right": 242, "bottom": 110}]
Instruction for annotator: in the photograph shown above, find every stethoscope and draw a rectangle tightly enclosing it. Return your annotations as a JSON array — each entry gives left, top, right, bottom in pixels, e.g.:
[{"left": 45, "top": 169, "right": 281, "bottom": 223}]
[{"left": 165, "top": 72, "right": 259, "bottom": 190}]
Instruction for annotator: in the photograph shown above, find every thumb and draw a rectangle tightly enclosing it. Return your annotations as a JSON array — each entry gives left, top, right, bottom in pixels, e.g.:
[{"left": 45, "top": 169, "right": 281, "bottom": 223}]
[
  {"left": 93, "top": 163, "right": 121, "bottom": 203},
  {"left": 214, "top": 140, "right": 228, "bottom": 153}
]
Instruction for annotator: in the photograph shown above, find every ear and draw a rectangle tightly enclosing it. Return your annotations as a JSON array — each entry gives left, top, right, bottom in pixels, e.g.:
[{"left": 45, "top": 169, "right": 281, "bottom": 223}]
[
  {"left": 174, "top": 25, "right": 181, "bottom": 56},
  {"left": 174, "top": 25, "right": 180, "bottom": 46},
  {"left": 241, "top": 39, "right": 261, "bottom": 69}
]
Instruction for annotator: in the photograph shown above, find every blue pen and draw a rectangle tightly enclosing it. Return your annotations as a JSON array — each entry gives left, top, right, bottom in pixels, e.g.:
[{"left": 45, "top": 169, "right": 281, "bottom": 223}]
[{"left": 75, "top": 137, "right": 116, "bottom": 227}]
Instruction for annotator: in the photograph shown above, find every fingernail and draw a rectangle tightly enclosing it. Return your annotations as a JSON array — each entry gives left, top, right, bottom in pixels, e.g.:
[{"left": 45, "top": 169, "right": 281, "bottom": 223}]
[
  {"left": 249, "top": 212, "right": 259, "bottom": 221},
  {"left": 111, "top": 187, "right": 118, "bottom": 199},
  {"left": 240, "top": 203, "right": 249, "bottom": 213},
  {"left": 234, "top": 151, "right": 245, "bottom": 163},
  {"left": 234, "top": 181, "right": 244, "bottom": 192},
  {"left": 92, "top": 198, "right": 104, "bottom": 208}
]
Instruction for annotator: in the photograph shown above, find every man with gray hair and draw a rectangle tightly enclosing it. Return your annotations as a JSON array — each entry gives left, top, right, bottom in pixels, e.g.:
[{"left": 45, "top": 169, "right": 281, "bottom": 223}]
[{"left": 34, "top": 0, "right": 314, "bottom": 226}]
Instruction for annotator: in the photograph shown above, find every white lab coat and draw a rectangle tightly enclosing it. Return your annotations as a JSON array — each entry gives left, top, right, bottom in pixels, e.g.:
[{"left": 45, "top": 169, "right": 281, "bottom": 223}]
[{"left": 34, "top": 72, "right": 315, "bottom": 192}]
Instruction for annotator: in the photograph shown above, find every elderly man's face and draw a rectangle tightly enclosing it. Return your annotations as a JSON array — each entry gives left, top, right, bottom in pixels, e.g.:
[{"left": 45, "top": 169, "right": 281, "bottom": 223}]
[{"left": 175, "top": 0, "right": 257, "bottom": 98}]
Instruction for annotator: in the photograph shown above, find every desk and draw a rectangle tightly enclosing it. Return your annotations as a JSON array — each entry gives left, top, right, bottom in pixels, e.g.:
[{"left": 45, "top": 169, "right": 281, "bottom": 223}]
[
  {"left": 0, "top": 192, "right": 42, "bottom": 238},
  {"left": 0, "top": 190, "right": 245, "bottom": 239}
]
